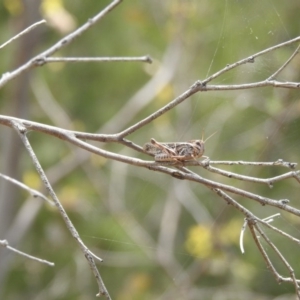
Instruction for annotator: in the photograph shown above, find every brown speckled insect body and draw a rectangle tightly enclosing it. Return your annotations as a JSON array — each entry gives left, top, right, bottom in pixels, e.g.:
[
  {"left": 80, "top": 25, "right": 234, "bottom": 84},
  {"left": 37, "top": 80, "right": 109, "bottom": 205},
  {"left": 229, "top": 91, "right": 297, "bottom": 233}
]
[{"left": 143, "top": 138, "right": 205, "bottom": 162}]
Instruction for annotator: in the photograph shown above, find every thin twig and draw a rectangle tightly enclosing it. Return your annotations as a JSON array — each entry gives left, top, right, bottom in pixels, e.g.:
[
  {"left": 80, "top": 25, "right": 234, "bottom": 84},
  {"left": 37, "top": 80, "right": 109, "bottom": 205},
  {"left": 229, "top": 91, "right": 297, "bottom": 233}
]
[
  {"left": 208, "top": 159, "right": 297, "bottom": 169},
  {"left": 210, "top": 188, "right": 258, "bottom": 255},
  {"left": 202, "top": 164, "right": 300, "bottom": 187},
  {"left": 0, "top": 20, "right": 46, "bottom": 50},
  {"left": 117, "top": 81, "right": 205, "bottom": 138},
  {"left": 0, "top": 0, "right": 123, "bottom": 88},
  {"left": 262, "top": 213, "right": 281, "bottom": 223},
  {"left": 268, "top": 43, "right": 300, "bottom": 80},
  {"left": 0, "top": 172, "right": 54, "bottom": 205},
  {"left": 201, "top": 80, "right": 300, "bottom": 90},
  {"left": 203, "top": 36, "right": 300, "bottom": 84},
  {"left": 254, "top": 223, "right": 300, "bottom": 297},
  {"left": 258, "top": 218, "right": 300, "bottom": 245},
  {"left": 0, "top": 239, "right": 54, "bottom": 266},
  {"left": 248, "top": 223, "right": 292, "bottom": 284},
  {"left": 44, "top": 56, "right": 152, "bottom": 63},
  {"left": 216, "top": 189, "right": 298, "bottom": 276}
]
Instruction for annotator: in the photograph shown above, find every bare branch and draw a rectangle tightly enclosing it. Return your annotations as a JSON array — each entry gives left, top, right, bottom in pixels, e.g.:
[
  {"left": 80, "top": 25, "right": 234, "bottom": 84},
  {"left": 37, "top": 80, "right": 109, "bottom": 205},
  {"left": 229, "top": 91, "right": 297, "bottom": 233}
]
[
  {"left": 202, "top": 80, "right": 300, "bottom": 90},
  {"left": 211, "top": 188, "right": 300, "bottom": 293},
  {"left": 0, "top": 239, "right": 54, "bottom": 266},
  {"left": 11, "top": 121, "right": 111, "bottom": 300},
  {"left": 0, "top": 115, "right": 298, "bottom": 218},
  {"left": 116, "top": 79, "right": 300, "bottom": 139},
  {"left": 248, "top": 223, "right": 293, "bottom": 284},
  {"left": 0, "top": 20, "right": 46, "bottom": 50},
  {"left": 43, "top": 56, "right": 152, "bottom": 64},
  {"left": 254, "top": 223, "right": 300, "bottom": 297},
  {"left": 115, "top": 36, "right": 300, "bottom": 138},
  {"left": 202, "top": 164, "right": 300, "bottom": 187},
  {"left": 117, "top": 81, "right": 204, "bottom": 138},
  {"left": 203, "top": 35, "right": 300, "bottom": 84},
  {"left": 258, "top": 219, "right": 300, "bottom": 245},
  {"left": 0, "top": 0, "right": 123, "bottom": 89},
  {"left": 208, "top": 159, "right": 297, "bottom": 169}
]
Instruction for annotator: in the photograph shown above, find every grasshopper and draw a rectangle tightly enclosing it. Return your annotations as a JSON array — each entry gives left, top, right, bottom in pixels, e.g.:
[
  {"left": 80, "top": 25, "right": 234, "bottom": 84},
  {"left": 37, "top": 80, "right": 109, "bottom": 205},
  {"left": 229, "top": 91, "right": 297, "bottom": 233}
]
[
  {"left": 143, "top": 133, "right": 215, "bottom": 162},
  {"left": 143, "top": 132, "right": 216, "bottom": 162},
  {"left": 143, "top": 139, "right": 205, "bottom": 162}
]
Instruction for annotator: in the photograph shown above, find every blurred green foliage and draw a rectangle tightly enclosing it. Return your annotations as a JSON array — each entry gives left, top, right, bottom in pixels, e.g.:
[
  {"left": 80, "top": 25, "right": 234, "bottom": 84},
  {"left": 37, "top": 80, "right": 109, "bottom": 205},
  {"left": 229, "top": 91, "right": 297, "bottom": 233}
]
[{"left": 1, "top": 0, "right": 300, "bottom": 299}]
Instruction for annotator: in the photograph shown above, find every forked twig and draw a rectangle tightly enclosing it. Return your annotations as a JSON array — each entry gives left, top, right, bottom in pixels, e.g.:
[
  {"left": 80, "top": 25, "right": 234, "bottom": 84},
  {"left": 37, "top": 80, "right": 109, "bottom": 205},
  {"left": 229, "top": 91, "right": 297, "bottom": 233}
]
[
  {"left": 203, "top": 36, "right": 300, "bottom": 85},
  {"left": 0, "top": 0, "right": 124, "bottom": 89},
  {"left": 11, "top": 121, "right": 111, "bottom": 299},
  {"left": 249, "top": 222, "right": 300, "bottom": 298},
  {"left": 268, "top": 43, "right": 300, "bottom": 80},
  {"left": 213, "top": 188, "right": 300, "bottom": 296},
  {"left": 116, "top": 36, "right": 300, "bottom": 138}
]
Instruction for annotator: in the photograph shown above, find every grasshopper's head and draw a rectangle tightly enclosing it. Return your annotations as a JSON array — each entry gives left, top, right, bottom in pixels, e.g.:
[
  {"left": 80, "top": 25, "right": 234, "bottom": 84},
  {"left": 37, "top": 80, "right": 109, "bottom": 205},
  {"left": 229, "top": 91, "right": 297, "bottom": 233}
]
[
  {"left": 192, "top": 131, "right": 217, "bottom": 158},
  {"left": 190, "top": 140, "right": 205, "bottom": 158}
]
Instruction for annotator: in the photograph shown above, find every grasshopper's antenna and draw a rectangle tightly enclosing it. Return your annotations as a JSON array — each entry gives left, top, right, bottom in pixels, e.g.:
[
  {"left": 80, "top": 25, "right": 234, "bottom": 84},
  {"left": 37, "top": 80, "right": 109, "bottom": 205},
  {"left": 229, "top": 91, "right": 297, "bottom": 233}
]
[{"left": 203, "top": 131, "right": 217, "bottom": 143}]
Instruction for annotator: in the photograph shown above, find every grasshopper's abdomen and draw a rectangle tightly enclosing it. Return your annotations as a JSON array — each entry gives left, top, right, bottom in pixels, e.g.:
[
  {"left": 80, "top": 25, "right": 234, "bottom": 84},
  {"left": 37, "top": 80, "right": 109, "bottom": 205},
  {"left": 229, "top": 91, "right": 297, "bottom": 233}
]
[{"left": 143, "top": 142, "right": 175, "bottom": 161}]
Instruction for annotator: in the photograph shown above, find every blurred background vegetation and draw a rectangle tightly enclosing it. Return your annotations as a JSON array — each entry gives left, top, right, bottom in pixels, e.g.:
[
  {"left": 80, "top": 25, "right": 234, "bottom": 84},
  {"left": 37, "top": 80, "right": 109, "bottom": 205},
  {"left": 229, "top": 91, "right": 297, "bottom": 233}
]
[{"left": 0, "top": 0, "right": 300, "bottom": 299}]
